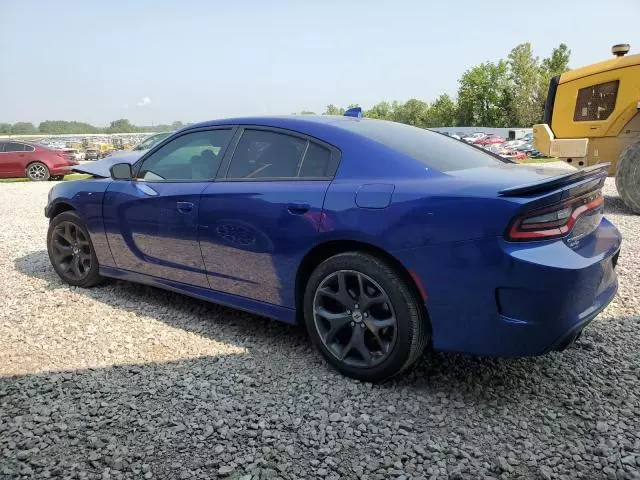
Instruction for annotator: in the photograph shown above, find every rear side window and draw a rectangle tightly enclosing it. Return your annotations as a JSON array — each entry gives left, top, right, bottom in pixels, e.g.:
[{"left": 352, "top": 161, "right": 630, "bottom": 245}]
[
  {"left": 573, "top": 80, "right": 619, "bottom": 122},
  {"left": 227, "top": 130, "right": 306, "bottom": 179},
  {"left": 298, "top": 142, "right": 333, "bottom": 177},
  {"left": 338, "top": 119, "right": 506, "bottom": 172},
  {"left": 4, "top": 142, "right": 27, "bottom": 152}
]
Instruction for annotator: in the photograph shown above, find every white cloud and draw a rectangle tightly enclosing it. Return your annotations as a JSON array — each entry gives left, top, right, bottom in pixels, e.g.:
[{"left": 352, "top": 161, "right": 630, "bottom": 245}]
[{"left": 136, "top": 96, "right": 151, "bottom": 107}]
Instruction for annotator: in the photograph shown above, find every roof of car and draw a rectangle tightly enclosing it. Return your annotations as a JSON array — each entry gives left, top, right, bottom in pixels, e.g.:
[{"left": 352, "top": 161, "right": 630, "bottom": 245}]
[{"left": 184, "top": 115, "right": 369, "bottom": 131}]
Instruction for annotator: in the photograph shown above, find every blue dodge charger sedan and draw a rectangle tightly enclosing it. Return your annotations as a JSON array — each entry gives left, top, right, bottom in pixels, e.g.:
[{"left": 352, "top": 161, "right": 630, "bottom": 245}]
[{"left": 45, "top": 113, "right": 621, "bottom": 381}]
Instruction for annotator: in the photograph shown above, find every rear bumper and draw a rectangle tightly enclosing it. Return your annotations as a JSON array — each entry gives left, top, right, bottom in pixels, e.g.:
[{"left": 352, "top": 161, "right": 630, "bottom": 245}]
[
  {"left": 394, "top": 218, "right": 621, "bottom": 357},
  {"left": 50, "top": 165, "right": 73, "bottom": 175}
]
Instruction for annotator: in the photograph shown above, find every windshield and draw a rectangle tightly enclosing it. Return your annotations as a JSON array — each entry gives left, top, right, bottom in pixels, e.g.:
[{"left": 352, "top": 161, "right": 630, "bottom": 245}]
[{"left": 338, "top": 119, "right": 508, "bottom": 172}]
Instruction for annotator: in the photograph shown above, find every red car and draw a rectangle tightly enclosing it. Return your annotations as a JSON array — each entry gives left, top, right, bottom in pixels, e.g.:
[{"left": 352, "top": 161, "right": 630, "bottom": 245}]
[
  {"left": 474, "top": 135, "right": 505, "bottom": 146},
  {"left": 0, "top": 141, "right": 78, "bottom": 181}
]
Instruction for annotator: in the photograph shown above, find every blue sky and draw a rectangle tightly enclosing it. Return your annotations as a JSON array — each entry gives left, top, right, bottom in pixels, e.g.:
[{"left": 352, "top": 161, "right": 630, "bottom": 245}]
[{"left": 1, "top": 0, "right": 638, "bottom": 126}]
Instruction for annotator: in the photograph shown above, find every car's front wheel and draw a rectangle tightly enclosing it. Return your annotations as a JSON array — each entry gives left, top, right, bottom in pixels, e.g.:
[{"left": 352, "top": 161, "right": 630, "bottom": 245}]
[
  {"left": 304, "top": 252, "right": 429, "bottom": 382},
  {"left": 47, "top": 211, "right": 103, "bottom": 287},
  {"left": 26, "top": 162, "right": 50, "bottom": 181}
]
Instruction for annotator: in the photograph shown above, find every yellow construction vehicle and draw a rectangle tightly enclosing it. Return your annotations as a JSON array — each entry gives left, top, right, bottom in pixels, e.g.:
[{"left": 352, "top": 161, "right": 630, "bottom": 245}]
[{"left": 533, "top": 43, "right": 640, "bottom": 213}]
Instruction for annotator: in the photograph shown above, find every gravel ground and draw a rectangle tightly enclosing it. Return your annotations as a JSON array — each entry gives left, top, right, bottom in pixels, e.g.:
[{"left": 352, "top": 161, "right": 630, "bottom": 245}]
[{"left": 0, "top": 177, "right": 639, "bottom": 480}]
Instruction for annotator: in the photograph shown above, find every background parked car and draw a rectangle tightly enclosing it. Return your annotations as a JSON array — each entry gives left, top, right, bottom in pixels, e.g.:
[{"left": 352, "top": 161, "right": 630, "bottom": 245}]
[
  {"left": 474, "top": 135, "right": 505, "bottom": 146},
  {"left": 0, "top": 141, "right": 78, "bottom": 181},
  {"left": 462, "top": 132, "right": 487, "bottom": 143},
  {"left": 84, "top": 148, "right": 100, "bottom": 161}
]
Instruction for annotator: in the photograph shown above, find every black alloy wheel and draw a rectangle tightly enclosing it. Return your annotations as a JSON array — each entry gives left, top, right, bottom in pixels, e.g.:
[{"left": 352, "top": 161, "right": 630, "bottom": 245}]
[
  {"left": 304, "top": 252, "right": 429, "bottom": 382},
  {"left": 47, "top": 211, "right": 103, "bottom": 287}
]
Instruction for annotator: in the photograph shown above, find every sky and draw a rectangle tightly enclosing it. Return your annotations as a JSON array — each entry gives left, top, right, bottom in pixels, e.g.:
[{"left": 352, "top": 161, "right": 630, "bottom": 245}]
[{"left": 1, "top": 0, "right": 639, "bottom": 126}]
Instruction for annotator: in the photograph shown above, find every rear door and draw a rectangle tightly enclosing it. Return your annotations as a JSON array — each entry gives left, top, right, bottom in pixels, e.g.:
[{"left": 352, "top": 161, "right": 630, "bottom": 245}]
[
  {"left": 198, "top": 127, "right": 340, "bottom": 308},
  {"left": 103, "top": 128, "right": 234, "bottom": 287}
]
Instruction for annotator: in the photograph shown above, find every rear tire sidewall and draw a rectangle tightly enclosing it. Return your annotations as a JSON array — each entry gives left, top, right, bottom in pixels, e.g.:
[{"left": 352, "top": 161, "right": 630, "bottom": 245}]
[
  {"left": 303, "top": 252, "right": 428, "bottom": 382},
  {"left": 615, "top": 139, "right": 640, "bottom": 214},
  {"left": 26, "top": 162, "right": 50, "bottom": 181},
  {"left": 47, "top": 211, "right": 102, "bottom": 288}
]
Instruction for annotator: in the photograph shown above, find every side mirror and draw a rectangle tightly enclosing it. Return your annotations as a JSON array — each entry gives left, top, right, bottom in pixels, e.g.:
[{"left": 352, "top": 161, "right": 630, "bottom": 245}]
[{"left": 110, "top": 163, "right": 133, "bottom": 180}]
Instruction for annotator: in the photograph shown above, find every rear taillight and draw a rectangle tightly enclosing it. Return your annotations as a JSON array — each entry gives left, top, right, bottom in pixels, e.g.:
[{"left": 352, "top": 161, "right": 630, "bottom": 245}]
[{"left": 507, "top": 189, "right": 603, "bottom": 241}]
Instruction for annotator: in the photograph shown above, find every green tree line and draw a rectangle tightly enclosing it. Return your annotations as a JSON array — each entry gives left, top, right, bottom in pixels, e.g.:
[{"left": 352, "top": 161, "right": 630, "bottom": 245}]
[
  {"left": 0, "top": 119, "right": 187, "bottom": 135},
  {"left": 307, "top": 42, "right": 570, "bottom": 128}
]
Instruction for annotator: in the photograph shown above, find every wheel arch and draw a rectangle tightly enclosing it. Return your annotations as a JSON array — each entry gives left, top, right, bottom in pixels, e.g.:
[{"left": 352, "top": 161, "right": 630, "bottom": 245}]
[
  {"left": 47, "top": 201, "right": 75, "bottom": 220},
  {"left": 295, "top": 239, "right": 429, "bottom": 322}
]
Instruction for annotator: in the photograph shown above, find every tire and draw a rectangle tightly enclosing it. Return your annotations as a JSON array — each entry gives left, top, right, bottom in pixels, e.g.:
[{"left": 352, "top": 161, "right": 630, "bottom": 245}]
[
  {"left": 47, "top": 211, "right": 103, "bottom": 288},
  {"left": 303, "top": 252, "right": 429, "bottom": 382},
  {"left": 615, "top": 138, "right": 640, "bottom": 214},
  {"left": 26, "top": 162, "right": 50, "bottom": 181}
]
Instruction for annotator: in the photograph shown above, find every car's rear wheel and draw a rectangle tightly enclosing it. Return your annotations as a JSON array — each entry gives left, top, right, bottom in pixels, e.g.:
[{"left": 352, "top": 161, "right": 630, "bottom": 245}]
[
  {"left": 47, "top": 211, "right": 103, "bottom": 288},
  {"left": 303, "top": 252, "right": 429, "bottom": 382},
  {"left": 26, "top": 162, "right": 50, "bottom": 181}
]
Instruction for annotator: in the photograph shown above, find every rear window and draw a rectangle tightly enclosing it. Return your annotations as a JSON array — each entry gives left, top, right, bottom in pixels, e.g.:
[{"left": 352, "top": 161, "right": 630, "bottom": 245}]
[{"left": 338, "top": 119, "right": 507, "bottom": 172}]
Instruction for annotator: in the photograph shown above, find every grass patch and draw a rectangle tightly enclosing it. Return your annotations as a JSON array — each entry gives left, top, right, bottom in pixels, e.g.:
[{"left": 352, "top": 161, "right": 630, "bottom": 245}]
[
  {"left": 0, "top": 173, "right": 91, "bottom": 183},
  {"left": 515, "top": 157, "right": 561, "bottom": 164}
]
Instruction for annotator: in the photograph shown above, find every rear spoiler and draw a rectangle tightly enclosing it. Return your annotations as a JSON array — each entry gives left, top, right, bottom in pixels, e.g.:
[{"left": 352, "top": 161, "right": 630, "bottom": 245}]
[{"left": 499, "top": 163, "right": 610, "bottom": 197}]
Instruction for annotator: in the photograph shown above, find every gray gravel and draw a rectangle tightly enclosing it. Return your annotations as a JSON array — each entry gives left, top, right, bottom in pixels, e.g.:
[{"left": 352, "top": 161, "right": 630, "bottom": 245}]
[{"left": 1, "top": 178, "right": 639, "bottom": 480}]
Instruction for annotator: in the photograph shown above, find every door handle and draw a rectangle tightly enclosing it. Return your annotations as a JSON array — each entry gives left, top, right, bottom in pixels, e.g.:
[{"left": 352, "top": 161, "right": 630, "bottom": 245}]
[
  {"left": 286, "top": 202, "right": 310, "bottom": 214},
  {"left": 176, "top": 201, "right": 194, "bottom": 213}
]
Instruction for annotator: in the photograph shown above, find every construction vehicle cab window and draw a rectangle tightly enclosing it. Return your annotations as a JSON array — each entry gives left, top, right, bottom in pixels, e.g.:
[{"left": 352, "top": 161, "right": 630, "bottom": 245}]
[{"left": 533, "top": 43, "right": 640, "bottom": 213}]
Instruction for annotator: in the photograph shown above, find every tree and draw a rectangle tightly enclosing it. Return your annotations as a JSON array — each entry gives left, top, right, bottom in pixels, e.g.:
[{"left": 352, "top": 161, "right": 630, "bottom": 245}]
[
  {"left": 542, "top": 43, "right": 571, "bottom": 77},
  {"left": 298, "top": 110, "right": 316, "bottom": 115},
  {"left": 392, "top": 98, "right": 430, "bottom": 127},
  {"left": 105, "top": 119, "right": 138, "bottom": 133},
  {"left": 0, "top": 123, "right": 11, "bottom": 134},
  {"left": 171, "top": 121, "right": 186, "bottom": 130},
  {"left": 38, "top": 120, "right": 101, "bottom": 134},
  {"left": 507, "top": 43, "right": 542, "bottom": 127},
  {"left": 536, "top": 44, "right": 572, "bottom": 123},
  {"left": 323, "top": 104, "right": 345, "bottom": 115},
  {"left": 364, "top": 101, "right": 392, "bottom": 120},
  {"left": 10, "top": 122, "right": 38, "bottom": 135},
  {"left": 427, "top": 94, "right": 457, "bottom": 127},
  {"left": 457, "top": 61, "right": 512, "bottom": 127}
]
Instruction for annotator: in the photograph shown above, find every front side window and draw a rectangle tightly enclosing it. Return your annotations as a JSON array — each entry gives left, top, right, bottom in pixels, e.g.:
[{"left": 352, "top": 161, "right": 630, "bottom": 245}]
[
  {"left": 573, "top": 80, "right": 619, "bottom": 122},
  {"left": 227, "top": 130, "right": 307, "bottom": 179},
  {"left": 135, "top": 129, "right": 232, "bottom": 181},
  {"left": 134, "top": 132, "right": 172, "bottom": 151}
]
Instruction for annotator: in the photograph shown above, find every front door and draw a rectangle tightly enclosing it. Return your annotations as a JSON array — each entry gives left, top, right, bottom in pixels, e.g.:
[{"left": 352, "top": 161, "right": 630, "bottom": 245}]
[
  {"left": 103, "top": 128, "right": 234, "bottom": 287},
  {"left": 198, "top": 127, "right": 340, "bottom": 308}
]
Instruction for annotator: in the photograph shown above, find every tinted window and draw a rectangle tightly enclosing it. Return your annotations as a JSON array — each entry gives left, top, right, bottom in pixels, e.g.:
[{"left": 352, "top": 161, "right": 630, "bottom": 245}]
[
  {"left": 227, "top": 130, "right": 306, "bottom": 179},
  {"left": 573, "top": 80, "right": 619, "bottom": 122},
  {"left": 4, "top": 142, "right": 26, "bottom": 152},
  {"left": 0, "top": 143, "right": 6, "bottom": 152},
  {"left": 299, "top": 142, "right": 333, "bottom": 178},
  {"left": 136, "top": 129, "right": 232, "bottom": 181},
  {"left": 338, "top": 119, "right": 506, "bottom": 172},
  {"left": 22, "top": 144, "right": 35, "bottom": 152}
]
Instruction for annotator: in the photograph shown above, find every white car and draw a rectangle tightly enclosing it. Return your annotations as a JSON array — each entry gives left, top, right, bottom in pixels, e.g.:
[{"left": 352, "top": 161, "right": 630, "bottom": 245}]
[
  {"left": 503, "top": 140, "right": 526, "bottom": 149},
  {"left": 462, "top": 132, "right": 487, "bottom": 143}
]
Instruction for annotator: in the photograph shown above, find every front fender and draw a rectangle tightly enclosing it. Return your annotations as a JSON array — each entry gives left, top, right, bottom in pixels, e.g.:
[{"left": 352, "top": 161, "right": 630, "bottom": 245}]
[{"left": 46, "top": 179, "right": 116, "bottom": 267}]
